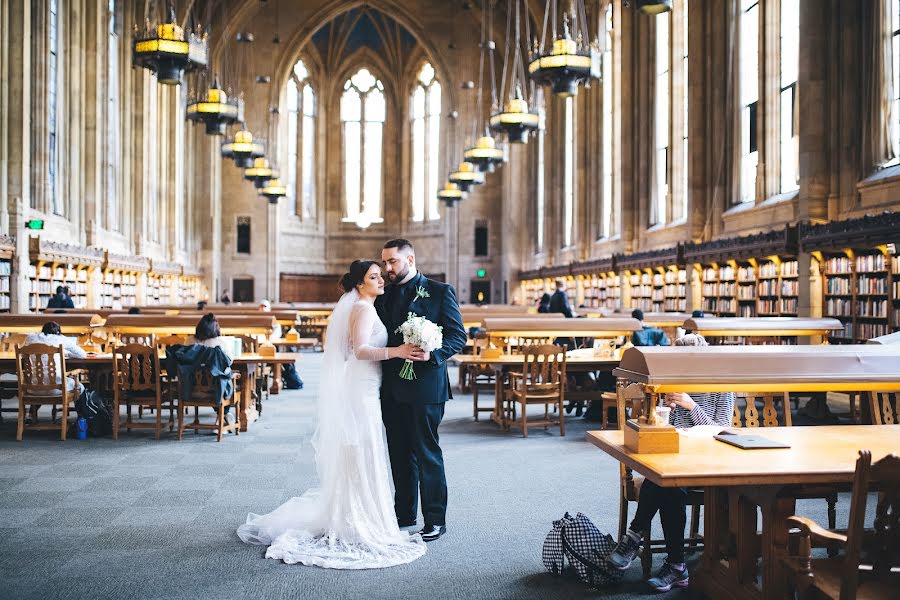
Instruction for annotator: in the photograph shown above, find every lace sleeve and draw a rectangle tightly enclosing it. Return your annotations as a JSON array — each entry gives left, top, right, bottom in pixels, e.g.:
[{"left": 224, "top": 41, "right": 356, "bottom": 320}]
[{"left": 349, "top": 302, "right": 389, "bottom": 362}]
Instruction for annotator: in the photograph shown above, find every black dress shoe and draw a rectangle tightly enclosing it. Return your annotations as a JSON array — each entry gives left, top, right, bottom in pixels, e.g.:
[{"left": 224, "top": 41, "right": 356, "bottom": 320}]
[{"left": 419, "top": 525, "right": 446, "bottom": 542}]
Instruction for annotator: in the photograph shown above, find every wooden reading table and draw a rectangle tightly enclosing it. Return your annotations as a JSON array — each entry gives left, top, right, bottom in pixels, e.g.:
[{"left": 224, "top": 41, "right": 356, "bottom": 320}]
[
  {"left": 680, "top": 317, "right": 843, "bottom": 344},
  {"left": 592, "top": 345, "right": 900, "bottom": 599},
  {"left": 0, "top": 314, "right": 105, "bottom": 335}
]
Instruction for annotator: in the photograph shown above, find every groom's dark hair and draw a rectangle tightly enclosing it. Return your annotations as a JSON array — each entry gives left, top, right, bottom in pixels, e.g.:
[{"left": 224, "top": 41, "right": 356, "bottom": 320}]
[{"left": 384, "top": 239, "right": 414, "bottom": 254}]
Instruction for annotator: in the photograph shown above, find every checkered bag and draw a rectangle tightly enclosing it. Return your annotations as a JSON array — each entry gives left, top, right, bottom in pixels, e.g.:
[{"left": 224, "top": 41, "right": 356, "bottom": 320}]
[{"left": 542, "top": 512, "right": 623, "bottom": 588}]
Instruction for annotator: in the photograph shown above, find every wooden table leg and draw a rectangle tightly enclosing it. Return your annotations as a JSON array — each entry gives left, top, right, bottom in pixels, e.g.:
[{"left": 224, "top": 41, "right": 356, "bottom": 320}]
[
  {"left": 238, "top": 363, "right": 258, "bottom": 432},
  {"left": 269, "top": 362, "right": 282, "bottom": 395}
]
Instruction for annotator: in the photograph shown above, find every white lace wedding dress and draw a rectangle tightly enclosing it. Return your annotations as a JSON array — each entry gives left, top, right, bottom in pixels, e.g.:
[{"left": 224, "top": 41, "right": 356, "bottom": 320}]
[{"left": 237, "top": 291, "right": 426, "bottom": 568}]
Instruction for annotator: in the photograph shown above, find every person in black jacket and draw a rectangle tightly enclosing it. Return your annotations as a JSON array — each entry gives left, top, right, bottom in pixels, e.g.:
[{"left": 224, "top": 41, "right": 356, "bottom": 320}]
[
  {"left": 376, "top": 239, "right": 467, "bottom": 543},
  {"left": 548, "top": 280, "right": 573, "bottom": 318},
  {"left": 537, "top": 293, "right": 552, "bottom": 313},
  {"left": 46, "top": 286, "right": 74, "bottom": 309}
]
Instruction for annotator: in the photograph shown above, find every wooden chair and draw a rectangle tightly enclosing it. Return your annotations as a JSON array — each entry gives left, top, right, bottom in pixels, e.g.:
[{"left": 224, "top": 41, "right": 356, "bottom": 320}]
[
  {"left": 0, "top": 334, "right": 28, "bottom": 423},
  {"left": 117, "top": 333, "right": 155, "bottom": 347},
  {"left": 177, "top": 365, "right": 239, "bottom": 442},
  {"left": 505, "top": 344, "right": 566, "bottom": 437},
  {"left": 616, "top": 382, "right": 704, "bottom": 578},
  {"left": 156, "top": 334, "right": 187, "bottom": 351},
  {"left": 468, "top": 336, "right": 497, "bottom": 421},
  {"left": 785, "top": 450, "right": 900, "bottom": 599},
  {"left": 865, "top": 391, "right": 897, "bottom": 425},
  {"left": 239, "top": 334, "right": 269, "bottom": 415},
  {"left": 112, "top": 344, "right": 171, "bottom": 440},
  {"left": 15, "top": 343, "right": 77, "bottom": 441},
  {"left": 734, "top": 392, "right": 837, "bottom": 531}
]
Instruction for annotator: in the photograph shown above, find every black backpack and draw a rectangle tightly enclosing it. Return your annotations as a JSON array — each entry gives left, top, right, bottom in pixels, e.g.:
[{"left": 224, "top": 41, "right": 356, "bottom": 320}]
[
  {"left": 542, "top": 512, "right": 623, "bottom": 588},
  {"left": 73, "top": 389, "right": 113, "bottom": 437}
]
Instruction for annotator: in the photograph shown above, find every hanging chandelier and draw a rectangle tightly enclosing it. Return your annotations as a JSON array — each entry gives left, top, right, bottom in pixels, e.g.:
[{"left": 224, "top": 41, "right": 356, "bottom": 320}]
[
  {"left": 463, "top": 1, "right": 505, "bottom": 173},
  {"left": 259, "top": 178, "right": 287, "bottom": 204},
  {"left": 437, "top": 182, "right": 466, "bottom": 205},
  {"left": 528, "top": 2, "right": 600, "bottom": 98},
  {"left": 636, "top": 0, "right": 673, "bottom": 15},
  {"left": 186, "top": 77, "right": 243, "bottom": 135},
  {"left": 243, "top": 157, "right": 279, "bottom": 188},
  {"left": 464, "top": 136, "right": 505, "bottom": 173},
  {"left": 491, "top": 0, "right": 541, "bottom": 144},
  {"left": 133, "top": 5, "right": 207, "bottom": 85},
  {"left": 449, "top": 161, "right": 485, "bottom": 192},
  {"left": 221, "top": 129, "right": 264, "bottom": 168}
]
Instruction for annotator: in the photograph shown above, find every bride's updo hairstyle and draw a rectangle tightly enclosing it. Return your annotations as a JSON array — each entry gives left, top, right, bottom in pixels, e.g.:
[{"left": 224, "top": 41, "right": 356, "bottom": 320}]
[{"left": 340, "top": 259, "right": 379, "bottom": 292}]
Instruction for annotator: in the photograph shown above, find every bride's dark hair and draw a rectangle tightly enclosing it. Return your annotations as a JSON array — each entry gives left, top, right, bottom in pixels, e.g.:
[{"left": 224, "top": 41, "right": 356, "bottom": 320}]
[{"left": 339, "top": 259, "right": 379, "bottom": 292}]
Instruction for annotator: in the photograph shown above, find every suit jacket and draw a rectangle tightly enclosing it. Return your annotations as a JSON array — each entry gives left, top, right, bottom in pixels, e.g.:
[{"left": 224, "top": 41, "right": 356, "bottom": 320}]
[
  {"left": 376, "top": 272, "right": 467, "bottom": 405},
  {"left": 548, "top": 290, "right": 573, "bottom": 318}
]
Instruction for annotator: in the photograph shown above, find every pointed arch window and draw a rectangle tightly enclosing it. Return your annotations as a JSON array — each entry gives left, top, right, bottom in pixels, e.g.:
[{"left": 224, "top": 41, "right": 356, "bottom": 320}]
[
  {"left": 739, "top": 0, "right": 759, "bottom": 204},
  {"left": 652, "top": 11, "right": 670, "bottom": 225},
  {"left": 779, "top": 0, "right": 799, "bottom": 193},
  {"left": 48, "top": 0, "right": 62, "bottom": 215},
  {"left": 411, "top": 63, "right": 442, "bottom": 222},
  {"left": 563, "top": 97, "right": 575, "bottom": 248},
  {"left": 600, "top": 1, "right": 616, "bottom": 238},
  {"left": 287, "top": 59, "right": 317, "bottom": 219},
  {"left": 105, "top": 0, "right": 121, "bottom": 231},
  {"left": 342, "top": 68, "right": 385, "bottom": 228}
]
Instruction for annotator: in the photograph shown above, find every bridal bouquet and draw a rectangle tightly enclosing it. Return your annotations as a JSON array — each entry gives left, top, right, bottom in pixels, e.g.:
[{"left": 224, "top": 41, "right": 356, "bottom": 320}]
[{"left": 395, "top": 312, "right": 443, "bottom": 380}]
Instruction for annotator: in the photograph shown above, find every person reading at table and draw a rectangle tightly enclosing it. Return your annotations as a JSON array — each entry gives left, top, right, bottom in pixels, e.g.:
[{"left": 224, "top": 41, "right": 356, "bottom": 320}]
[
  {"left": 607, "top": 333, "right": 735, "bottom": 592},
  {"left": 22, "top": 321, "right": 87, "bottom": 395},
  {"left": 185, "top": 313, "right": 234, "bottom": 360},
  {"left": 630, "top": 308, "right": 670, "bottom": 347}
]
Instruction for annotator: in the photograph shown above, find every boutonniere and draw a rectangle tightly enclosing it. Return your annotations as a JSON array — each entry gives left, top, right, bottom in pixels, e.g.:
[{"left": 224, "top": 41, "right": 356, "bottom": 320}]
[{"left": 415, "top": 285, "right": 430, "bottom": 300}]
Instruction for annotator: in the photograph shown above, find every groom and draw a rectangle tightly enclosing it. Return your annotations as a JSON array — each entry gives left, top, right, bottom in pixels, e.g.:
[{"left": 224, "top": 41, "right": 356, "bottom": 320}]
[{"left": 376, "top": 239, "right": 467, "bottom": 542}]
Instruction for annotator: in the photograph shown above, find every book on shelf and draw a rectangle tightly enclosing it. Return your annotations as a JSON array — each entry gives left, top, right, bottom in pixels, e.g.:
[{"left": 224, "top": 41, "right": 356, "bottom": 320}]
[
  {"left": 855, "top": 253, "right": 886, "bottom": 273},
  {"left": 780, "top": 260, "right": 798, "bottom": 277}
]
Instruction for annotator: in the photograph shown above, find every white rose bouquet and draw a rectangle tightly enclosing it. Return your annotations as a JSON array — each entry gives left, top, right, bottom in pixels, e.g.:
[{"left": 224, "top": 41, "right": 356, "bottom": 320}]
[{"left": 395, "top": 312, "right": 443, "bottom": 380}]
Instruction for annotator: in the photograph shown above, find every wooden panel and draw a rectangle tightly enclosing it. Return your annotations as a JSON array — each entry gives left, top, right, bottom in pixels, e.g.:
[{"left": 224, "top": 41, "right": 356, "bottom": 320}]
[{"left": 279, "top": 274, "right": 342, "bottom": 303}]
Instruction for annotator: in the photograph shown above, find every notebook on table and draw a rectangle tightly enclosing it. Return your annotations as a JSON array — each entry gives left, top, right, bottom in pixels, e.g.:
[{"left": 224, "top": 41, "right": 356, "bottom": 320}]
[{"left": 714, "top": 431, "right": 791, "bottom": 449}]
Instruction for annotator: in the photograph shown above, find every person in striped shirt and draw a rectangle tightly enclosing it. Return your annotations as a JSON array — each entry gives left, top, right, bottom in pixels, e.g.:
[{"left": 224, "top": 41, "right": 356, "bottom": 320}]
[{"left": 607, "top": 333, "right": 736, "bottom": 592}]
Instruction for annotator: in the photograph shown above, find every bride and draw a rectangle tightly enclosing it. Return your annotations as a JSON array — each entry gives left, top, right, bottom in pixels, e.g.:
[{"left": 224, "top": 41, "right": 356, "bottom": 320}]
[{"left": 237, "top": 259, "right": 427, "bottom": 568}]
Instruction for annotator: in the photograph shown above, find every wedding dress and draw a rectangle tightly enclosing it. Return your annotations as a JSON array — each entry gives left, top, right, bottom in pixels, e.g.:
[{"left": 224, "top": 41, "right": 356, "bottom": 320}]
[{"left": 237, "top": 290, "right": 426, "bottom": 568}]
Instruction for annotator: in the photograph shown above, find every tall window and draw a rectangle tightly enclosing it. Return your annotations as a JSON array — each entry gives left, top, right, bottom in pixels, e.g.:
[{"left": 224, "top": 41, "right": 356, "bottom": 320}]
[
  {"left": 679, "top": 0, "right": 689, "bottom": 221},
  {"left": 563, "top": 96, "right": 575, "bottom": 248},
  {"left": 106, "top": 0, "right": 120, "bottom": 231},
  {"left": 411, "top": 63, "right": 442, "bottom": 222},
  {"left": 600, "top": 2, "right": 615, "bottom": 238},
  {"left": 779, "top": 0, "right": 799, "bottom": 192},
  {"left": 891, "top": 0, "right": 900, "bottom": 158},
  {"left": 48, "top": 0, "right": 61, "bottom": 215},
  {"left": 739, "top": 0, "right": 759, "bottom": 204},
  {"left": 535, "top": 121, "right": 545, "bottom": 253},
  {"left": 342, "top": 68, "right": 385, "bottom": 227},
  {"left": 653, "top": 12, "right": 670, "bottom": 225},
  {"left": 287, "top": 59, "right": 317, "bottom": 219}
]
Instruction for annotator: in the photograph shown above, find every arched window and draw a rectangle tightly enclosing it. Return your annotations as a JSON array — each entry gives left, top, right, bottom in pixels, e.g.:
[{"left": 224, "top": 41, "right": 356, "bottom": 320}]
[
  {"left": 48, "top": 0, "right": 62, "bottom": 215},
  {"left": 287, "top": 59, "right": 317, "bottom": 219},
  {"left": 652, "top": 11, "right": 670, "bottom": 225},
  {"left": 739, "top": 0, "right": 759, "bottom": 204},
  {"left": 600, "top": 1, "right": 616, "bottom": 238},
  {"left": 563, "top": 96, "right": 575, "bottom": 248},
  {"left": 106, "top": 0, "right": 121, "bottom": 231},
  {"left": 535, "top": 116, "right": 545, "bottom": 253},
  {"left": 342, "top": 68, "right": 385, "bottom": 227},
  {"left": 411, "top": 63, "right": 442, "bottom": 222},
  {"left": 779, "top": 0, "right": 799, "bottom": 193}
]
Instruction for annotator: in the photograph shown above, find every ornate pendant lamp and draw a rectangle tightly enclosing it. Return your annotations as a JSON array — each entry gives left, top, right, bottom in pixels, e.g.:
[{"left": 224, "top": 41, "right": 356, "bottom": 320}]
[
  {"left": 259, "top": 178, "right": 287, "bottom": 204},
  {"left": 464, "top": 136, "right": 505, "bottom": 173},
  {"left": 243, "top": 157, "right": 279, "bottom": 188},
  {"left": 491, "top": 0, "right": 541, "bottom": 144},
  {"left": 437, "top": 182, "right": 466, "bottom": 205},
  {"left": 186, "top": 77, "right": 243, "bottom": 135},
  {"left": 449, "top": 161, "right": 485, "bottom": 192},
  {"left": 221, "top": 129, "right": 264, "bottom": 168},
  {"left": 528, "top": 2, "right": 600, "bottom": 98},
  {"left": 463, "top": 1, "right": 505, "bottom": 173},
  {"left": 133, "top": 4, "right": 207, "bottom": 85},
  {"left": 636, "top": 0, "right": 673, "bottom": 15}
]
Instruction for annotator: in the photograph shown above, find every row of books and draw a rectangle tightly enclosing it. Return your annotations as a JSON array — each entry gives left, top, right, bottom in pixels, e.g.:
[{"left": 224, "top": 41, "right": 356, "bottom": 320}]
[
  {"left": 858, "top": 298, "right": 888, "bottom": 318},
  {"left": 825, "top": 278, "right": 852, "bottom": 295},
  {"left": 856, "top": 253, "right": 886, "bottom": 273},
  {"left": 857, "top": 275, "right": 889, "bottom": 295},
  {"left": 825, "top": 297, "right": 853, "bottom": 317}
]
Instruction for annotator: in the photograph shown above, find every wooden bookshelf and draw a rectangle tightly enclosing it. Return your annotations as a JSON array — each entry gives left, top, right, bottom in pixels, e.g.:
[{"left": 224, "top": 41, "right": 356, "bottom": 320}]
[
  {"left": 0, "top": 235, "right": 14, "bottom": 312},
  {"left": 178, "top": 267, "right": 206, "bottom": 305},
  {"left": 626, "top": 269, "right": 653, "bottom": 312},
  {"left": 581, "top": 272, "right": 620, "bottom": 310},
  {"left": 662, "top": 266, "right": 687, "bottom": 312},
  {"left": 801, "top": 213, "right": 900, "bottom": 343},
  {"left": 521, "top": 276, "right": 548, "bottom": 307},
  {"left": 617, "top": 247, "right": 682, "bottom": 314},
  {"left": 101, "top": 253, "right": 150, "bottom": 309},
  {"left": 147, "top": 260, "right": 181, "bottom": 306},
  {"left": 28, "top": 238, "right": 103, "bottom": 311}
]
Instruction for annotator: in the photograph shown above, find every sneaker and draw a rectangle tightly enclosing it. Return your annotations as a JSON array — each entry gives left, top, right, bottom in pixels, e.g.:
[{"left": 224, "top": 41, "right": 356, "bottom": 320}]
[
  {"left": 646, "top": 562, "right": 689, "bottom": 592},
  {"left": 607, "top": 532, "right": 642, "bottom": 570}
]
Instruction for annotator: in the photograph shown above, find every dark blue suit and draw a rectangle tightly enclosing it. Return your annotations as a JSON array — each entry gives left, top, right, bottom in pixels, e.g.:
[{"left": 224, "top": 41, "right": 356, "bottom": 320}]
[{"left": 375, "top": 272, "right": 467, "bottom": 527}]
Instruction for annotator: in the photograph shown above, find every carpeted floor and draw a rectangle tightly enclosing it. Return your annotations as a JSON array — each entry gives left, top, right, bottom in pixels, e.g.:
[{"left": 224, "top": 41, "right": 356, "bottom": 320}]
[{"left": 0, "top": 354, "right": 843, "bottom": 600}]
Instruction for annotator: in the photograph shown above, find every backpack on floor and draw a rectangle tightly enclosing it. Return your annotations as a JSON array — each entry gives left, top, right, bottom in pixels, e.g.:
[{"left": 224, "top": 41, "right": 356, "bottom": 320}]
[
  {"left": 542, "top": 512, "right": 623, "bottom": 588},
  {"left": 73, "top": 388, "right": 112, "bottom": 437}
]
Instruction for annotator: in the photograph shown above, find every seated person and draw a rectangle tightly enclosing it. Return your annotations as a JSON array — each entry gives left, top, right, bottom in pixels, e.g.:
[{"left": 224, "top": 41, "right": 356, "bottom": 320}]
[
  {"left": 607, "top": 333, "right": 735, "bottom": 592},
  {"left": 196, "top": 300, "right": 207, "bottom": 311},
  {"left": 537, "top": 293, "right": 552, "bottom": 314},
  {"left": 258, "top": 299, "right": 282, "bottom": 340},
  {"left": 127, "top": 307, "right": 141, "bottom": 315},
  {"left": 630, "top": 308, "right": 670, "bottom": 347},
  {"left": 22, "top": 321, "right": 87, "bottom": 394},
  {"left": 681, "top": 309, "right": 704, "bottom": 336},
  {"left": 185, "top": 313, "right": 234, "bottom": 360}
]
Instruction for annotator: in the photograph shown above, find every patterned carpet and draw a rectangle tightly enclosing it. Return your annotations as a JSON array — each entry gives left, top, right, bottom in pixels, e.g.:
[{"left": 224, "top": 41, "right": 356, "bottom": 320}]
[{"left": 0, "top": 354, "right": 841, "bottom": 599}]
